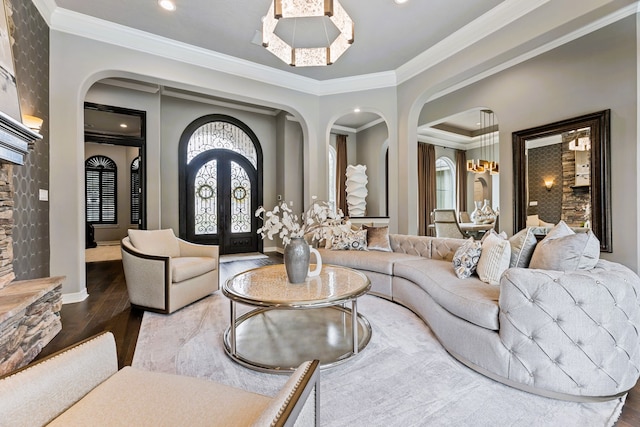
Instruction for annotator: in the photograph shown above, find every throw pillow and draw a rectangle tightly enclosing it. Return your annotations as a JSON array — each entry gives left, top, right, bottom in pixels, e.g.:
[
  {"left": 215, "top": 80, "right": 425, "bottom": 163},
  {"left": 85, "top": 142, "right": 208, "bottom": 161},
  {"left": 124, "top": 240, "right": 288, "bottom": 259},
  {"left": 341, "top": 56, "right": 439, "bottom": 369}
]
[
  {"left": 529, "top": 221, "right": 600, "bottom": 270},
  {"left": 128, "top": 229, "right": 180, "bottom": 258},
  {"left": 452, "top": 237, "right": 482, "bottom": 279},
  {"left": 329, "top": 229, "right": 368, "bottom": 251},
  {"left": 480, "top": 229, "right": 507, "bottom": 243},
  {"left": 508, "top": 227, "right": 538, "bottom": 268},
  {"left": 476, "top": 232, "right": 511, "bottom": 285},
  {"left": 363, "top": 225, "right": 392, "bottom": 252},
  {"left": 322, "top": 224, "right": 353, "bottom": 250}
]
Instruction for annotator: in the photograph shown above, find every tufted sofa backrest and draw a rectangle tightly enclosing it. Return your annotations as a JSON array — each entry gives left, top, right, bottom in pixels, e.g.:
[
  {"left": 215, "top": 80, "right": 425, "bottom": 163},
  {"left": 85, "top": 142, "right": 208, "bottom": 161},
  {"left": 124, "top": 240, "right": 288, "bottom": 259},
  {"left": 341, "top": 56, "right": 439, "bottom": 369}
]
[{"left": 389, "top": 234, "right": 466, "bottom": 261}]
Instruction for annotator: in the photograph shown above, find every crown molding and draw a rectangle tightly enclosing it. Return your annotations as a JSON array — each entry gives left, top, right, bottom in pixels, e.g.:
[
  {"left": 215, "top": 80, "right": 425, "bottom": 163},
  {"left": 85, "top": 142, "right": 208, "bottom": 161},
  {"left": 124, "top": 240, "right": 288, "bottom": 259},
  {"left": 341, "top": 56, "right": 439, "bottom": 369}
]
[
  {"left": 30, "top": 0, "right": 55, "bottom": 26},
  {"left": 40, "top": 0, "right": 638, "bottom": 98},
  {"left": 160, "top": 88, "right": 280, "bottom": 116},
  {"left": 395, "top": 0, "right": 551, "bottom": 84},
  {"left": 425, "top": 1, "right": 640, "bottom": 104},
  {"left": 50, "top": 8, "right": 327, "bottom": 95},
  {"left": 316, "top": 72, "right": 397, "bottom": 96}
]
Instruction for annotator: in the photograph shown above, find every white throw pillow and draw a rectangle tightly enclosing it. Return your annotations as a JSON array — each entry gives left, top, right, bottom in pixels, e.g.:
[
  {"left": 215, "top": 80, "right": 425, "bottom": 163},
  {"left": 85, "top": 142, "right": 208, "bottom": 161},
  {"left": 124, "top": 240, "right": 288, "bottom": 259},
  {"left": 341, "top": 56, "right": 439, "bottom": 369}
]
[
  {"left": 477, "top": 232, "right": 511, "bottom": 285},
  {"left": 529, "top": 221, "right": 600, "bottom": 270},
  {"left": 508, "top": 227, "right": 538, "bottom": 268}
]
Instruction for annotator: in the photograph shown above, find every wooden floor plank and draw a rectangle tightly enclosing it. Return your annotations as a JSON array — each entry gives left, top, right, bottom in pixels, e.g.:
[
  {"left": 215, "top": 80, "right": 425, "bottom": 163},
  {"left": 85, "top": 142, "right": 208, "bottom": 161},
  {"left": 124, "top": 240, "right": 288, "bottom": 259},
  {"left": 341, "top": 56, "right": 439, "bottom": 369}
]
[{"left": 35, "top": 254, "right": 639, "bottom": 425}]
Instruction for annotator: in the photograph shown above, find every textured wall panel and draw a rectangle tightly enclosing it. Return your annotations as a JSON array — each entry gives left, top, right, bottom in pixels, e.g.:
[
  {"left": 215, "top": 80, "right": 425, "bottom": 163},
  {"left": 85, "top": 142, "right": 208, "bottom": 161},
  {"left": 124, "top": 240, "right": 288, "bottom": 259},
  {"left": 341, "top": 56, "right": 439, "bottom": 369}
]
[{"left": 9, "top": 0, "right": 49, "bottom": 279}]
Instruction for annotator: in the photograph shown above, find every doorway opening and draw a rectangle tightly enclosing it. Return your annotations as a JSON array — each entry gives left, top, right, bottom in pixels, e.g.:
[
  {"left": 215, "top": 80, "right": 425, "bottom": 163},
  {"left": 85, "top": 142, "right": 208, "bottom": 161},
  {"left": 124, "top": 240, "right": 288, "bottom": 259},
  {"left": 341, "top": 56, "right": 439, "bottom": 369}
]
[
  {"left": 179, "top": 115, "right": 263, "bottom": 255},
  {"left": 84, "top": 102, "right": 147, "bottom": 262}
]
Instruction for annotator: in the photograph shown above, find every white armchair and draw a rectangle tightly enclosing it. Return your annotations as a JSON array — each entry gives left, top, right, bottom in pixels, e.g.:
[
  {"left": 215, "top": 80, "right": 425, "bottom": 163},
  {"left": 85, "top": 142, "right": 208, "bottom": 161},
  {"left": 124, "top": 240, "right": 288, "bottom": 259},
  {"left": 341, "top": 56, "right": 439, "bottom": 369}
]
[{"left": 121, "top": 229, "right": 219, "bottom": 314}]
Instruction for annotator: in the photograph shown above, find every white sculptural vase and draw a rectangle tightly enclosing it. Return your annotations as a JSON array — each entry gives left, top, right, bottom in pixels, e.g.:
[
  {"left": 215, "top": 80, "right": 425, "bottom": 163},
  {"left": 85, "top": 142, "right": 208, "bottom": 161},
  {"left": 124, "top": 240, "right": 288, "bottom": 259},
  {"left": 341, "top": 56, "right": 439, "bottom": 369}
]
[{"left": 345, "top": 164, "right": 368, "bottom": 217}]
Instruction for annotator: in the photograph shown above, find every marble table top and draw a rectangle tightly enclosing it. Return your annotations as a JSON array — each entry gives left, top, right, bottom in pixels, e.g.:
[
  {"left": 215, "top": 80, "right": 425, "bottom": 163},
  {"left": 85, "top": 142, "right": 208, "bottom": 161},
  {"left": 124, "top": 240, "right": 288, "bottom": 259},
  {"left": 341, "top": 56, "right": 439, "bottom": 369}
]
[{"left": 223, "top": 264, "right": 370, "bottom": 308}]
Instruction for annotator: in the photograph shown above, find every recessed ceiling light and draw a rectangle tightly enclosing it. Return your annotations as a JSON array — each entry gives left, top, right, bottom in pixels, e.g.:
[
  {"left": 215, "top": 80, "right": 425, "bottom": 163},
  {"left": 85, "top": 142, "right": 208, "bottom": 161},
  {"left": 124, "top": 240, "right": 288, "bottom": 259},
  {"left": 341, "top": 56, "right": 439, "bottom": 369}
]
[
  {"left": 394, "top": 0, "right": 409, "bottom": 4},
  {"left": 120, "top": 123, "right": 128, "bottom": 128},
  {"left": 354, "top": 108, "right": 361, "bottom": 113},
  {"left": 158, "top": 0, "right": 176, "bottom": 11}
]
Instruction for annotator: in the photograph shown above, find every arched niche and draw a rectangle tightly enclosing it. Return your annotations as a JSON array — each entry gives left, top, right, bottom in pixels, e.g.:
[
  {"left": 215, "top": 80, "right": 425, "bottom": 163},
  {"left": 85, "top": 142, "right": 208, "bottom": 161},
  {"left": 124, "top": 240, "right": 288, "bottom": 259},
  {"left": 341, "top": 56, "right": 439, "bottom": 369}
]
[
  {"left": 329, "top": 111, "right": 389, "bottom": 218},
  {"left": 417, "top": 107, "right": 500, "bottom": 216}
]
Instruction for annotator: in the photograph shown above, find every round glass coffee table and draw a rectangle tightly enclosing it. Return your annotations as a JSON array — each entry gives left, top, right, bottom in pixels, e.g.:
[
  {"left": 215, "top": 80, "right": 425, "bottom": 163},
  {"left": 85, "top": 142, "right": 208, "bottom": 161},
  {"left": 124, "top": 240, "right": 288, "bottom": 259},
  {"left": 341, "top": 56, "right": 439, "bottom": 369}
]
[{"left": 222, "top": 263, "right": 372, "bottom": 373}]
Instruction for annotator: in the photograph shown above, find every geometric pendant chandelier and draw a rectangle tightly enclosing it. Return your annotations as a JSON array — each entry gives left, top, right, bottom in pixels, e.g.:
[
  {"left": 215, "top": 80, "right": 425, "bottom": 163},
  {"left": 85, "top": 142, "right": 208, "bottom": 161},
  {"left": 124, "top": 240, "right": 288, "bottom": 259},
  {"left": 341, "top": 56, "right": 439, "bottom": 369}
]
[{"left": 262, "top": 0, "right": 354, "bottom": 67}]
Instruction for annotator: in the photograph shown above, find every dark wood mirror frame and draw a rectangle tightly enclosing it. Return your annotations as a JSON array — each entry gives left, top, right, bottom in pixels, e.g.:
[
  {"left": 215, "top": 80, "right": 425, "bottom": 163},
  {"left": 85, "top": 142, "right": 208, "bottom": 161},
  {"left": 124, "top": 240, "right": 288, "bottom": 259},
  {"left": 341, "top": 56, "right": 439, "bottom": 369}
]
[{"left": 512, "top": 109, "right": 611, "bottom": 252}]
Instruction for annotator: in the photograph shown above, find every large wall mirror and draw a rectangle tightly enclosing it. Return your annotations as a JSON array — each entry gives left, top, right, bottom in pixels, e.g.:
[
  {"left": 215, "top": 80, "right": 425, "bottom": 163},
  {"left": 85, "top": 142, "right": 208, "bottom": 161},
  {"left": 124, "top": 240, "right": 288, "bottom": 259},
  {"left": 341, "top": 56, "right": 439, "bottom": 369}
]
[{"left": 513, "top": 110, "right": 611, "bottom": 251}]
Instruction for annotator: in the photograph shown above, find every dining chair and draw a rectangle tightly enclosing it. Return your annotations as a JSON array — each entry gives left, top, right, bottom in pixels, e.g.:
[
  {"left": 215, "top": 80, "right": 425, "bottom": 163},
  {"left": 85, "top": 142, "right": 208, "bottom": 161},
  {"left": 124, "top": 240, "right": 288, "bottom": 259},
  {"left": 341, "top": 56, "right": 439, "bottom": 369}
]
[{"left": 433, "top": 209, "right": 468, "bottom": 239}]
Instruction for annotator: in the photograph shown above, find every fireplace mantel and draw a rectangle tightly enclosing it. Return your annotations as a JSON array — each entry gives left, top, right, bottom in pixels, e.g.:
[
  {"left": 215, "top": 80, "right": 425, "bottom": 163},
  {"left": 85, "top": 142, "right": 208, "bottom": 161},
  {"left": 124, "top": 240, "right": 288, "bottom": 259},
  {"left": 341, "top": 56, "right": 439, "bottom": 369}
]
[{"left": 0, "top": 111, "right": 41, "bottom": 165}]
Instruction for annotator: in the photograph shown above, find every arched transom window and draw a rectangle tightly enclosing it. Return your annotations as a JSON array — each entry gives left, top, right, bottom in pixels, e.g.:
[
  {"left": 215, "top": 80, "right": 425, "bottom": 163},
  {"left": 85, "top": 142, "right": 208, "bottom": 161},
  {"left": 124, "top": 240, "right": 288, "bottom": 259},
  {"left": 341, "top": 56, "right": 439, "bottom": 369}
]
[{"left": 187, "top": 121, "right": 257, "bottom": 168}]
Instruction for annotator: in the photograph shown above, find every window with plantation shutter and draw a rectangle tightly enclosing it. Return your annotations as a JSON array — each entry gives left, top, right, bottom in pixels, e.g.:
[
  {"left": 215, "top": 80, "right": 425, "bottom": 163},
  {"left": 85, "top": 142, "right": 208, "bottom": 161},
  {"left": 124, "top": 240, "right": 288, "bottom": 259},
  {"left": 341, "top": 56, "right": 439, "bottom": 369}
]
[
  {"left": 85, "top": 155, "right": 117, "bottom": 224},
  {"left": 131, "top": 157, "right": 140, "bottom": 224}
]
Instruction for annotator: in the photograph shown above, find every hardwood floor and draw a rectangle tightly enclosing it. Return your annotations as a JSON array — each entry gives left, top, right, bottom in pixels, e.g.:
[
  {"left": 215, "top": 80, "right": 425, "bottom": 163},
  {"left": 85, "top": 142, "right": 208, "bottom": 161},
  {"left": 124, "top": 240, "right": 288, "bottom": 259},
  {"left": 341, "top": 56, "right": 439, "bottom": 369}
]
[{"left": 36, "top": 255, "right": 640, "bottom": 425}]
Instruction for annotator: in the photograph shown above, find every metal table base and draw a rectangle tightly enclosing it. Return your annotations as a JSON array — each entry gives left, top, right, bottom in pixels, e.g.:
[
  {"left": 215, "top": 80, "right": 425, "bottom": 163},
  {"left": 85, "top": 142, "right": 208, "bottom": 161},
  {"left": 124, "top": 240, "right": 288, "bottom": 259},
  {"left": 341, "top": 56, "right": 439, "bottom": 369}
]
[{"left": 224, "top": 302, "right": 372, "bottom": 373}]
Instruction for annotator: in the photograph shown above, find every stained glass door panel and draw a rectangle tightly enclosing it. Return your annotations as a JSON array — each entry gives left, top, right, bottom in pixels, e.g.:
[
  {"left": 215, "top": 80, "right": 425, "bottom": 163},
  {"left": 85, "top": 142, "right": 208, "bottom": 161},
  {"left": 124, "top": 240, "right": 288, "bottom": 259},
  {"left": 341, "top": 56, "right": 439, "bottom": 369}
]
[{"left": 186, "top": 151, "right": 258, "bottom": 254}]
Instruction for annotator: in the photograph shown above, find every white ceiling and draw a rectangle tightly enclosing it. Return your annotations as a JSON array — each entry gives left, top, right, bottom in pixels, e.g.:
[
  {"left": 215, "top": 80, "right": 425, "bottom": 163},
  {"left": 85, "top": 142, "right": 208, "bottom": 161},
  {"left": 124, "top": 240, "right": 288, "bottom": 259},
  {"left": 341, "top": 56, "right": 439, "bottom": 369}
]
[
  {"left": 41, "top": 0, "right": 640, "bottom": 139},
  {"left": 53, "top": 0, "right": 504, "bottom": 81}
]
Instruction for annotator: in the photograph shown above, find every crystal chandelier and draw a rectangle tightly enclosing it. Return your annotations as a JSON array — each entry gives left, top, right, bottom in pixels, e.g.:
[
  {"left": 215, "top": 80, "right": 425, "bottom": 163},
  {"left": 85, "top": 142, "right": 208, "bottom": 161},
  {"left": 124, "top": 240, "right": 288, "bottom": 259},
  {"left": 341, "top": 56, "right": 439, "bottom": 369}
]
[
  {"left": 467, "top": 109, "right": 499, "bottom": 175},
  {"left": 262, "top": 0, "right": 354, "bottom": 67}
]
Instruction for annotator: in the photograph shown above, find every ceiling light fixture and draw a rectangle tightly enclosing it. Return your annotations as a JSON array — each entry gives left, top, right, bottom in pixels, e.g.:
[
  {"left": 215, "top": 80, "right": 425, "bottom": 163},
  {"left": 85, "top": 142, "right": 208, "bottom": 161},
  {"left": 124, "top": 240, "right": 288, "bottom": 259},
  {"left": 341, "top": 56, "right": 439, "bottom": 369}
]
[
  {"left": 158, "top": 0, "right": 176, "bottom": 12},
  {"left": 262, "top": 0, "right": 354, "bottom": 67},
  {"left": 394, "top": 0, "right": 409, "bottom": 4},
  {"left": 467, "top": 109, "right": 499, "bottom": 175}
]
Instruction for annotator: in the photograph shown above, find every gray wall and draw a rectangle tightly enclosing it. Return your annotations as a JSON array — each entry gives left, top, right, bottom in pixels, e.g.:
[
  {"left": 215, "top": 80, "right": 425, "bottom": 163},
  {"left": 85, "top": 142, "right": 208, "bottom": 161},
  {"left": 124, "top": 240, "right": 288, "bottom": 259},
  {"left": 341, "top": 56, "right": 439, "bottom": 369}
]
[
  {"left": 10, "top": 0, "right": 49, "bottom": 280},
  {"left": 415, "top": 16, "right": 637, "bottom": 269},
  {"left": 356, "top": 122, "right": 388, "bottom": 216}
]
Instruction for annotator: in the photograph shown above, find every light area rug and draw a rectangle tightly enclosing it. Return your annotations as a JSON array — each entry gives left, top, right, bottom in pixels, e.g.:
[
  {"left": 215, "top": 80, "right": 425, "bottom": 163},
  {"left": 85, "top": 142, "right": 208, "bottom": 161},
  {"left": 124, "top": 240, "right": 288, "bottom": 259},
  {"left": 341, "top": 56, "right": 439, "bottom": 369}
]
[
  {"left": 85, "top": 242, "right": 122, "bottom": 263},
  {"left": 132, "top": 293, "right": 625, "bottom": 427},
  {"left": 220, "top": 252, "right": 269, "bottom": 263}
]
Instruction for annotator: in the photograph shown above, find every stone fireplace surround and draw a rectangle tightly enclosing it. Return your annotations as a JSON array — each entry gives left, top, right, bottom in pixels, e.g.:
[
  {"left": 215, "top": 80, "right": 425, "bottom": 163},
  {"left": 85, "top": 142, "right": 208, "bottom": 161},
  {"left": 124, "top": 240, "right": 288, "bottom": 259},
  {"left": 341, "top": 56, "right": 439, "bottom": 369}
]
[{"left": 0, "top": 112, "right": 64, "bottom": 376}]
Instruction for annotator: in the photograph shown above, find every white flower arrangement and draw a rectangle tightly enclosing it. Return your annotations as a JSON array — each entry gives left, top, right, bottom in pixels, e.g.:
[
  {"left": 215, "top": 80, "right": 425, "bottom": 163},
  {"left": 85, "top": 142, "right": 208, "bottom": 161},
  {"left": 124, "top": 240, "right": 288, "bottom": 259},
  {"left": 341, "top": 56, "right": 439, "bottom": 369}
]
[{"left": 255, "top": 197, "right": 345, "bottom": 246}]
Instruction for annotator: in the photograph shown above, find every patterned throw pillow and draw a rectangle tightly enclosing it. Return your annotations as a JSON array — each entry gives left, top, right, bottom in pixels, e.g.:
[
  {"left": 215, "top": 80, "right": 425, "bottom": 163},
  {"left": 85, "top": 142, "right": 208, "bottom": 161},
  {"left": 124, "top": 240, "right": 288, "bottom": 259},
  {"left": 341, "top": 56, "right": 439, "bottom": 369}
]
[
  {"left": 477, "top": 232, "right": 511, "bottom": 285},
  {"left": 452, "top": 237, "right": 482, "bottom": 279},
  {"left": 329, "top": 229, "right": 368, "bottom": 251},
  {"left": 363, "top": 225, "right": 392, "bottom": 252}
]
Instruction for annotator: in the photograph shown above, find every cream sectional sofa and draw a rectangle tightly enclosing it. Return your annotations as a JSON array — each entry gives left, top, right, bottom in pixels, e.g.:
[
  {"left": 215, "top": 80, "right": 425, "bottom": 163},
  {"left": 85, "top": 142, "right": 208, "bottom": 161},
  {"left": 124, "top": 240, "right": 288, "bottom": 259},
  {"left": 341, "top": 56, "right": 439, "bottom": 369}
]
[
  {"left": 0, "top": 332, "right": 319, "bottom": 426},
  {"left": 317, "top": 232, "right": 640, "bottom": 402}
]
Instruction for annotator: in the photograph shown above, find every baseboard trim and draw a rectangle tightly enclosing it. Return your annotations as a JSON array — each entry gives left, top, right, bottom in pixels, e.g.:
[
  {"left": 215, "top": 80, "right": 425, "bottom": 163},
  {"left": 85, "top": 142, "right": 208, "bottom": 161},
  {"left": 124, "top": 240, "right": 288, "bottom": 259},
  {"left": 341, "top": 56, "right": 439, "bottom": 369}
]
[{"left": 62, "top": 289, "right": 89, "bottom": 304}]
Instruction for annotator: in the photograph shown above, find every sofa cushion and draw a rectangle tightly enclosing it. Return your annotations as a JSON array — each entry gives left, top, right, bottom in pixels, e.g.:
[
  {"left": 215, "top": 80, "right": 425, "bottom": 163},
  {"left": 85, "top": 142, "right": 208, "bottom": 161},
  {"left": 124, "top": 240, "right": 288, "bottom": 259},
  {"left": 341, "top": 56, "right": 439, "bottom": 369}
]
[
  {"left": 477, "top": 232, "right": 511, "bottom": 286},
  {"left": 394, "top": 258, "right": 500, "bottom": 330},
  {"left": 529, "top": 221, "right": 600, "bottom": 270},
  {"left": 318, "top": 248, "right": 422, "bottom": 275},
  {"left": 171, "top": 257, "right": 217, "bottom": 283},
  {"left": 452, "top": 237, "right": 482, "bottom": 279},
  {"left": 128, "top": 229, "right": 180, "bottom": 258},
  {"left": 47, "top": 367, "right": 271, "bottom": 427}
]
